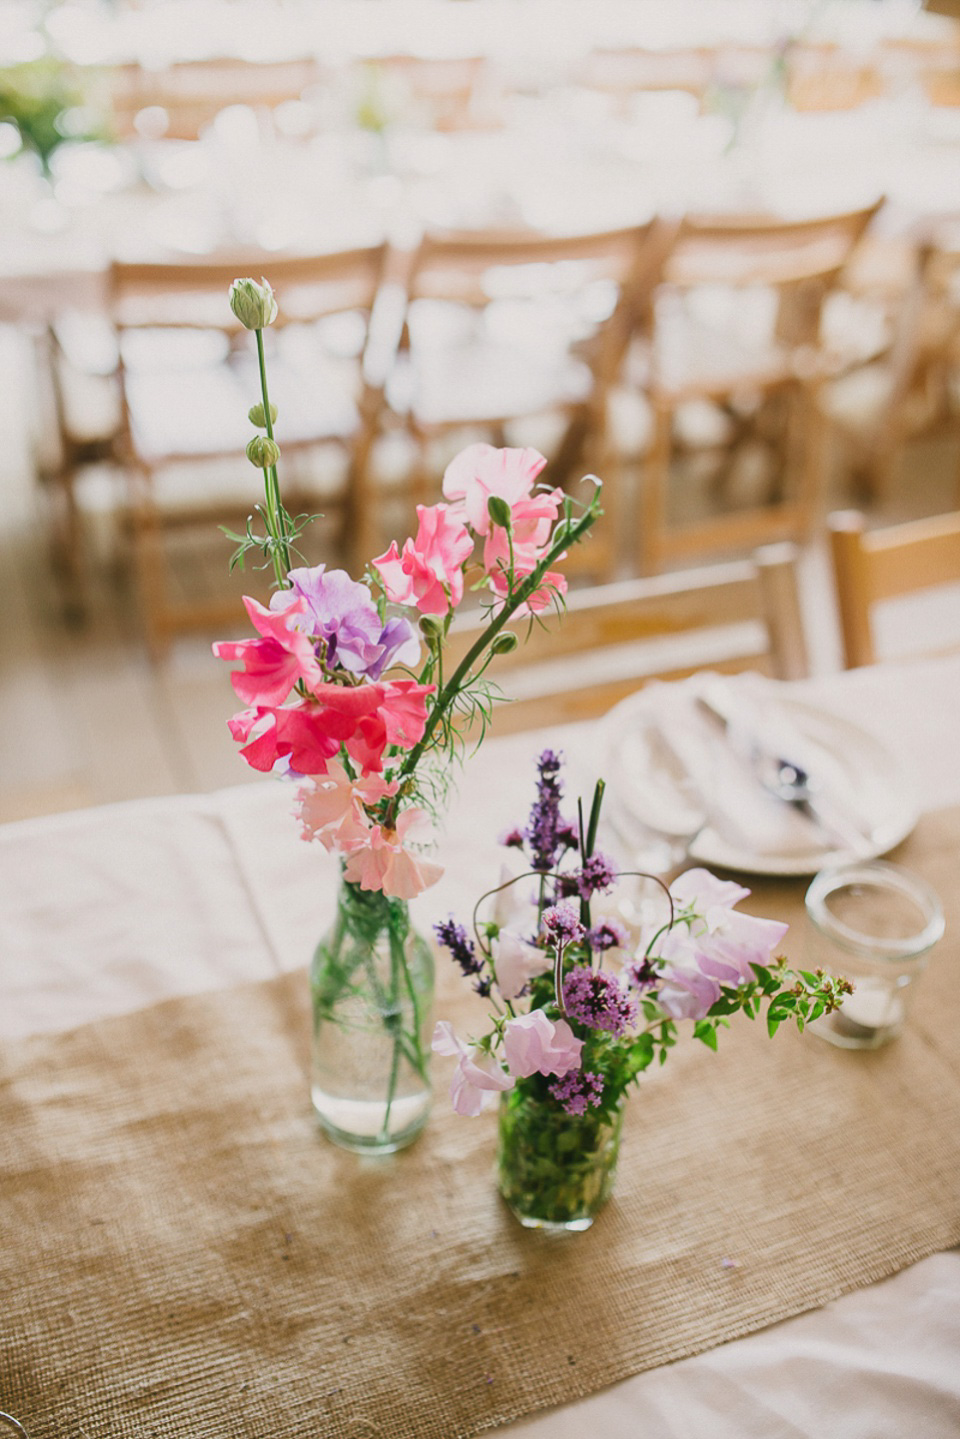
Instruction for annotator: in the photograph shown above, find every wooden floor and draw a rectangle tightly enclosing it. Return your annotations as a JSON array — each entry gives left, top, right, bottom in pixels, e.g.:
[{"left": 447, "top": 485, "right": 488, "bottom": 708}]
[{"left": 1, "top": 405, "right": 958, "bottom": 826}]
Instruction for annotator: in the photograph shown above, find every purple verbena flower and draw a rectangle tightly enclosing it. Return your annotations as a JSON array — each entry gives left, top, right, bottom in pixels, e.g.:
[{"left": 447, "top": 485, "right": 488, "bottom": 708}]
[
  {"left": 562, "top": 967, "right": 638, "bottom": 1036},
  {"left": 555, "top": 873, "right": 580, "bottom": 900},
  {"left": 549, "top": 1070, "right": 604, "bottom": 1116},
  {"left": 435, "top": 916, "right": 483, "bottom": 980},
  {"left": 625, "top": 954, "right": 660, "bottom": 991},
  {"left": 276, "top": 564, "right": 420, "bottom": 680},
  {"left": 576, "top": 852, "right": 618, "bottom": 900},
  {"left": 526, "top": 749, "right": 565, "bottom": 872},
  {"left": 541, "top": 901, "right": 586, "bottom": 949},
  {"left": 587, "top": 918, "right": 629, "bottom": 953},
  {"left": 556, "top": 819, "right": 580, "bottom": 853},
  {"left": 499, "top": 827, "right": 526, "bottom": 850}
]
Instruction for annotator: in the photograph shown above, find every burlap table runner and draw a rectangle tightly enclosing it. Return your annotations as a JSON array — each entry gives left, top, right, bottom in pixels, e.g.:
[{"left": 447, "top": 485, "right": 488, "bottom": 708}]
[{"left": 2, "top": 809, "right": 959, "bottom": 1439}]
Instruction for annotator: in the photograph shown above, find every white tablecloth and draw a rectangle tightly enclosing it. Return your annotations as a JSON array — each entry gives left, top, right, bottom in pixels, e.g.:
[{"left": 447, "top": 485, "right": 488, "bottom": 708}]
[{"left": 2, "top": 654, "right": 960, "bottom": 1437}]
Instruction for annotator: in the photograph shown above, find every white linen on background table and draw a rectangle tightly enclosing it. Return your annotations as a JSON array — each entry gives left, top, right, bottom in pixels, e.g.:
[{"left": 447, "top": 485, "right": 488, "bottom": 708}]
[{"left": 2, "top": 653, "right": 960, "bottom": 1437}]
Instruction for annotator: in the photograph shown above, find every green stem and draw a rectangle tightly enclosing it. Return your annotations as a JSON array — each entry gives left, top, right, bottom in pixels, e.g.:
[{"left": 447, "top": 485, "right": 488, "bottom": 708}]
[
  {"left": 255, "top": 327, "right": 291, "bottom": 585},
  {"left": 379, "top": 926, "right": 405, "bottom": 1141},
  {"left": 386, "top": 496, "right": 601, "bottom": 824}
]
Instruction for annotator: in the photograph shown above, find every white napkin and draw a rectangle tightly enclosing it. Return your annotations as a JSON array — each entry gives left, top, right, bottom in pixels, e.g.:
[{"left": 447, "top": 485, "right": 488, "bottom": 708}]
[{"left": 601, "top": 673, "right": 877, "bottom": 864}]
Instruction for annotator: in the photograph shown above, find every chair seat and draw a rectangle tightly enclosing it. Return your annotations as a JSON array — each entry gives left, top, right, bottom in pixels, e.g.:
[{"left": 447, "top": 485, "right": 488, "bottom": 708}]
[{"left": 386, "top": 341, "right": 592, "bottom": 430}]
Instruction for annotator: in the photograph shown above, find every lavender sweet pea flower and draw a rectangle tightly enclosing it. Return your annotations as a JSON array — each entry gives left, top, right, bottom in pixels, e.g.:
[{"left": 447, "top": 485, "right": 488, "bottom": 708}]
[
  {"left": 274, "top": 564, "right": 420, "bottom": 679},
  {"left": 647, "top": 867, "right": 789, "bottom": 1022},
  {"left": 502, "top": 1011, "right": 583, "bottom": 1079},
  {"left": 432, "top": 1021, "right": 513, "bottom": 1116},
  {"left": 492, "top": 930, "right": 551, "bottom": 1001}
]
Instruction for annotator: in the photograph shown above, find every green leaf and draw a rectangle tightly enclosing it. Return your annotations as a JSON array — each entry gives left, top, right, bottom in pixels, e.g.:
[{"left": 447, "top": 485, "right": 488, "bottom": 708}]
[{"left": 693, "top": 1020, "right": 718, "bottom": 1051}]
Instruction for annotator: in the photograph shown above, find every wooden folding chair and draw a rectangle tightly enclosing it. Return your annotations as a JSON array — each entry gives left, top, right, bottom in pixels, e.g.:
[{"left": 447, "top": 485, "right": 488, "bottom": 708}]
[
  {"left": 639, "top": 201, "right": 883, "bottom": 573},
  {"left": 442, "top": 541, "right": 808, "bottom": 735},
  {"left": 829, "top": 509, "right": 960, "bottom": 668},
  {"left": 381, "top": 219, "right": 674, "bottom": 578},
  {"left": 110, "top": 245, "right": 387, "bottom": 654},
  {"left": 821, "top": 225, "right": 960, "bottom": 499}
]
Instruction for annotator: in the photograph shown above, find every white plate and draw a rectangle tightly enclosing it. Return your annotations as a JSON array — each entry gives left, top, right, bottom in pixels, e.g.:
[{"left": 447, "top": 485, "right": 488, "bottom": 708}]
[{"left": 600, "top": 687, "right": 919, "bottom": 878}]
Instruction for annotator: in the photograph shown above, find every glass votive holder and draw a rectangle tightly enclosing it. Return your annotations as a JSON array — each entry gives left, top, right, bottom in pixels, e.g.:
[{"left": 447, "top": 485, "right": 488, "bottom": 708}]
[{"left": 804, "top": 860, "right": 944, "bottom": 1050}]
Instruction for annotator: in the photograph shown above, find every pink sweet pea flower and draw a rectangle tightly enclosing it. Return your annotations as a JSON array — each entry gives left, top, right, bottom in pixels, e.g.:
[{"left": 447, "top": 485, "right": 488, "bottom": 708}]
[
  {"left": 227, "top": 703, "right": 341, "bottom": 775},
  {"left": 492, "top": 931, "right": 551, "bottom": 1001},
  {"left": 296, "top": 760, "right": 397, "bottom": 851},
  {"left": 213, "top": 595, "right": 323, "bottom": 706},
  {"left": 480, "top": 491, "right": 563, "bottom": 578},
  {"left": 432, "top": 1021, "right": 514, "bottom": 1116},
  {"left": 442, "top": 444, "right": 548, "bottom": 536},
  {"left": 502, "top": 1010, "right": 583, "bottom": 1079},
  {"left": 373, "top": 504, "right": 473, "bottom": 615},
  {"left": 342, "top": 807, "right": 444, "bottom": 898},
  {"left": 487, "top": 562, "right": 568, "bottom": 616}
]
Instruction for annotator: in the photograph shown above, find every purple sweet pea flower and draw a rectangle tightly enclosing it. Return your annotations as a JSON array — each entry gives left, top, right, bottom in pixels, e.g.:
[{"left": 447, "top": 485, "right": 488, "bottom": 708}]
[{"left": 273, "top": 564, "right": 420, "bottom": 679}]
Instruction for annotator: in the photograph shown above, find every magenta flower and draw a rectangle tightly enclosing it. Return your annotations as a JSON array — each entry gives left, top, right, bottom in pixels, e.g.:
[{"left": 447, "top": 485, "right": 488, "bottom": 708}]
[
  {"left": 212, "top": 595, "right": 323, "bottom": 706},
  {"left": 373, "top": 503, "right": 473, "bottom": 615},
  {"left": 432, "top": 1022, "right": 514, "bottom": 1117},
  {"left": 278, "top": 565, "right": 420, "bottom": 679},
  {"left": 502, "top": 1010, "right": 583, "bottom": 1079},
  {"left": 226, "top": 676, "right": 433, "bottom": 777}
]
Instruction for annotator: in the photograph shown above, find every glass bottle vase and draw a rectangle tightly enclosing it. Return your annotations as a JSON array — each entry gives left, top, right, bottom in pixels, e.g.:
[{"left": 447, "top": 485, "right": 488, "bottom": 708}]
[
  {"left": 310, "top": 877, "right": 434, "bottom": 1154},
  {"left": 496, "top": 1085, "right": 626, "bottom": 1231}
]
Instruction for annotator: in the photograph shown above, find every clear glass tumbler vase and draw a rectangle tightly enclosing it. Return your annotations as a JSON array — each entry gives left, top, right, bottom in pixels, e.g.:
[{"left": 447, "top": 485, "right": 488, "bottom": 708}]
[{"left": 496, "top": 1085, "right": 626, "bottom": 1231}]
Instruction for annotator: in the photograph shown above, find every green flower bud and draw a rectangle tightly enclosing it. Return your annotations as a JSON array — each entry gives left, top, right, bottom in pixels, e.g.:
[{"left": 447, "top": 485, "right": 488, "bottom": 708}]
[
  {"left": 419, "top": 615, "right": 444, "bottom": 643},
  {"left": 229, "top": 277, "right": 278, "bottom": 330},
  {"left": 248, "top": 401, "right": 278, "bottom": 429},
  {"left": 491, "top": 631, "right": 519, "bottom": 655},
  {"left": 487, "top": 494, "right": 513, "bottom": 531},
  {"left": 246, "top": 435, "right": 281, "bottom": 469}
]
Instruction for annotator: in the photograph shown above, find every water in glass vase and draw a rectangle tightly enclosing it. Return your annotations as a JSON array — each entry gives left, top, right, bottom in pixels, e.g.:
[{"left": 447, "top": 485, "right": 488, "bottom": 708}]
[
  {"left": 310, "top": 879, "right": 434, "bottom": 1154},
  {"left": 497, "top": 1086, "right": 626, "bottom": 1230}
]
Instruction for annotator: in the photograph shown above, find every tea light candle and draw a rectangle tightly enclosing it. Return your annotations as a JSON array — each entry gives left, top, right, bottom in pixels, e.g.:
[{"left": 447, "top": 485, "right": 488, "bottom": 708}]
[{"left": 832, "top": 982, "right": 904, "bottom": 1042}]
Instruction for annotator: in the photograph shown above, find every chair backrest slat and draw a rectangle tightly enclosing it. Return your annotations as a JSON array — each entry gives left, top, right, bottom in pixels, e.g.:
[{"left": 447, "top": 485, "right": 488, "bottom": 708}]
[
  {"left": 829, "top": 509, "right": 960, "bottom": 667},
  {"left": 110, "top": 246, "right": 388, "bottom": 330}
]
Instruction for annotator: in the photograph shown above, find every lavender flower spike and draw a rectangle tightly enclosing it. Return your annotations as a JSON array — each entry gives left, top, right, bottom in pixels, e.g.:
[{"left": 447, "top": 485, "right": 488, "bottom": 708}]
[{"left": 526, "top": 749, "right": 565, "bottom": 872}]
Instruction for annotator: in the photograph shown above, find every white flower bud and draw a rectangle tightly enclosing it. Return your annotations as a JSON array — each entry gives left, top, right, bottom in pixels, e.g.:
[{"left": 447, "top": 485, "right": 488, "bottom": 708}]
[{"left": 229, "top": 277, "right": 278, "bottom": 330}]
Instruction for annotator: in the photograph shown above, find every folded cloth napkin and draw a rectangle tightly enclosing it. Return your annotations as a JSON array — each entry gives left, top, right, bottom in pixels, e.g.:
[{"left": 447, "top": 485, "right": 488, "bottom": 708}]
[{"left": 600, "top": 673, "right": 883, "bottom": 866}]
